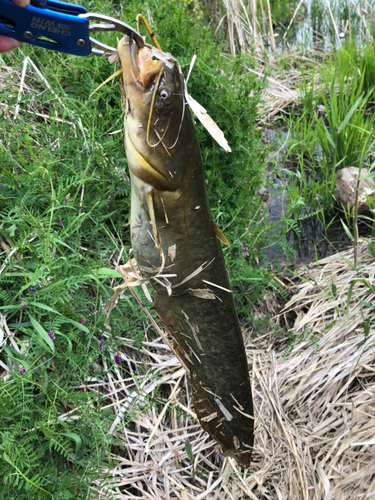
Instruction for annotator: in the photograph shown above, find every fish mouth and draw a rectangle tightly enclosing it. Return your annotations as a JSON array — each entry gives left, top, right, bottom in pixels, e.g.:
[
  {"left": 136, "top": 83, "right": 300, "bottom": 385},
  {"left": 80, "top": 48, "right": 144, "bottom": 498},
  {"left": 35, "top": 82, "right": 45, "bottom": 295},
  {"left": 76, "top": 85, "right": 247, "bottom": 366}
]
[
  {"left": 119, "top": 35, "right": 176, "bottom": 191},
  {"left": 118, "top": 35, "right": 163, "bottom": 90}
]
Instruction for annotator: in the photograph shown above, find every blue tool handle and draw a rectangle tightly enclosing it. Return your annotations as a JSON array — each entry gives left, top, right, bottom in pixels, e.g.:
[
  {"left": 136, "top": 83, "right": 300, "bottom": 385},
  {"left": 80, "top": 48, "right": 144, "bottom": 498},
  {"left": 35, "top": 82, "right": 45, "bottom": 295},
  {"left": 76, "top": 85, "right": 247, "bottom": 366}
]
[
  {"left": 0, "top": 0, "right": 91, "bottom": 55},
  {"left": 32, "top": 0, "right": 48, "bottom": 8}
]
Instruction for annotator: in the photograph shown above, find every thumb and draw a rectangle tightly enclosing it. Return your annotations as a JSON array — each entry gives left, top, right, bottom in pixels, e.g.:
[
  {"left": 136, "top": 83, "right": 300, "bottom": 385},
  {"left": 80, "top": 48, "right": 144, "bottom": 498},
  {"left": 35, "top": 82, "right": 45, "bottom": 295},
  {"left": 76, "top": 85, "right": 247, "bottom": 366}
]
[
  {"left": 12, "top": 0, "right": 30, "bottom": 6},
  {"left": 0, "top": 35, "right": 22, "bottom": 53}
]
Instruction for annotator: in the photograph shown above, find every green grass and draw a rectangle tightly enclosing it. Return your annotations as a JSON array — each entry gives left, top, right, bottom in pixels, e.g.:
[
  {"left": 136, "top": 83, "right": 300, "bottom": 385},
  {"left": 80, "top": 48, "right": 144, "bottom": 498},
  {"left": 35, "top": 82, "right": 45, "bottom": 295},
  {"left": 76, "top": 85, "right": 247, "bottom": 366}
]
[
  {"left": 0, "top": 0, "right": 267, "bottom": 496},
  {"left": 265, "top": 35, "right": 375, "bottom": 273},
  {"left": 283, "top": 37, "right": 375, "bottom": 216},
  {"left": 260, "top": 0, "right": 300, "bottom": 27}
]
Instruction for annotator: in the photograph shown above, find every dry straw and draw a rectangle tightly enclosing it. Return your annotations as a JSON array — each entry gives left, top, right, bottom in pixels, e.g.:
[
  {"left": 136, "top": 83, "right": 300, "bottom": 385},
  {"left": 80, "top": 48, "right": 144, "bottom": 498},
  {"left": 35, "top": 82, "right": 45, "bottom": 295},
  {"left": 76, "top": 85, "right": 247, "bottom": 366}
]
[
  {"left": 2, "top": 16, "right": 375, "bottom": 498},
  {"left": 2, "top": 208, "right": 373, "bottom": 499},
  {"left": 95, "top": 2, "right": 375, "bottom": 494},
  {"left": 214, "top": 0, "right": 374, "bottom": 123},
  {"left": 73, "top": 240, "right": 374, "bottom": 499}
]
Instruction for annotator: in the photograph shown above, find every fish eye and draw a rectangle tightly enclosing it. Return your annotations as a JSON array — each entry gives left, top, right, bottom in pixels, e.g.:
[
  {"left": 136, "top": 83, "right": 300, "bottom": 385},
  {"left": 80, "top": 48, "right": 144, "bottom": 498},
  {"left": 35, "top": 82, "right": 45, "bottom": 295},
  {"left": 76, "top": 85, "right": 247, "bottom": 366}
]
[{"left": 159, "top": 89, "right": 171, "bottom": 100}]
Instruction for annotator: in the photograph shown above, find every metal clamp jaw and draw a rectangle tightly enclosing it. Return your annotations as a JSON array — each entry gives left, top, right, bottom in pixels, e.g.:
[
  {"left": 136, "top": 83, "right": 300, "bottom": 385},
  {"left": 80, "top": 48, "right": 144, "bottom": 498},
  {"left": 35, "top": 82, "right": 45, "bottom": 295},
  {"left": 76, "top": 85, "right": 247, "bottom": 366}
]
[{"left": 0, "top": 0, "right": 144, "bottom": 56}]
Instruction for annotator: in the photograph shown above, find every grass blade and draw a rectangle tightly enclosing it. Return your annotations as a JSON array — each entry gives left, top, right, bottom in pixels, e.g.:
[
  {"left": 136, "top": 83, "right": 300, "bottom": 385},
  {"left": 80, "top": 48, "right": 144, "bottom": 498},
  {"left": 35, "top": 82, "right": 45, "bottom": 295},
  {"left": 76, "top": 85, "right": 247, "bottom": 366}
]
[
  {"left": 340, "top": 220, "right": 354, "bottom": 241},
  {"left": 337, "top": 96, "right": 363, "bottom": 134},
  {"left": 28, "top": 314, "right": 55, "bottom": 353}
]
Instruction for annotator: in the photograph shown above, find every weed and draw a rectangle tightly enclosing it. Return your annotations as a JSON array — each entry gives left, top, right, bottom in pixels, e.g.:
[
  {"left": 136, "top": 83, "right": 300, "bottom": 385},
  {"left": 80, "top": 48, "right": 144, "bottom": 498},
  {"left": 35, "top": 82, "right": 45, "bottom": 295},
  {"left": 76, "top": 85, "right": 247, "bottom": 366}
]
[
  {"left": 285, "top": 36, "right": 375, "bottom": 220},
  {"left": 314, "top": 77, "right": 372, "bottom": 173},
  {"left": 0, "top": 0, "right": 267, "bottom": 496}
]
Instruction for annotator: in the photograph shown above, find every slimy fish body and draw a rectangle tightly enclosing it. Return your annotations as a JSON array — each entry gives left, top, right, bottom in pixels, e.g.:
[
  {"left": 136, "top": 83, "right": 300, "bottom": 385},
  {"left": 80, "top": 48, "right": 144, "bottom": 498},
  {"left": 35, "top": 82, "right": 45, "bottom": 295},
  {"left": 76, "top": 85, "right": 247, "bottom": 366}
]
[{"left": 118, "top": 36, "right": 253, "bottom": 468}]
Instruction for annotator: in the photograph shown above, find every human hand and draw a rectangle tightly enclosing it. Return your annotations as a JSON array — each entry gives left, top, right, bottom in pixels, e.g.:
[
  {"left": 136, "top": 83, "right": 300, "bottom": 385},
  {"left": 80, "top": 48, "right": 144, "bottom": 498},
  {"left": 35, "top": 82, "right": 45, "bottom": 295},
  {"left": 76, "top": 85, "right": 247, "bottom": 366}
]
[{"left": 0, "top": 0, "right": 30, "bottom": 53}]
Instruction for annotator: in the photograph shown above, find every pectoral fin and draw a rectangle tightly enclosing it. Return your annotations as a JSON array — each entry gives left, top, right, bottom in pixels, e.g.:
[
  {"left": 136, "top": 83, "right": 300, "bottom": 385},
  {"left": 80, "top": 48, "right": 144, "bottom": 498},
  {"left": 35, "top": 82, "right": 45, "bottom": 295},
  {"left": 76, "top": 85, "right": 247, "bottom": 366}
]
[{"left": 212, "top": 221, "right": 230, "bottom": 247}]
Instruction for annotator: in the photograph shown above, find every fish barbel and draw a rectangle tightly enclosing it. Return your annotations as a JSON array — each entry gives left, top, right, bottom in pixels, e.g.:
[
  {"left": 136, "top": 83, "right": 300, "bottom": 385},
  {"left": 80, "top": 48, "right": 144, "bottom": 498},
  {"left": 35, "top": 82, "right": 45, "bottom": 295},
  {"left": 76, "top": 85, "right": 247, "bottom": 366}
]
[{"left": 118, "top": 35, "right": 254, "bottom": 468}]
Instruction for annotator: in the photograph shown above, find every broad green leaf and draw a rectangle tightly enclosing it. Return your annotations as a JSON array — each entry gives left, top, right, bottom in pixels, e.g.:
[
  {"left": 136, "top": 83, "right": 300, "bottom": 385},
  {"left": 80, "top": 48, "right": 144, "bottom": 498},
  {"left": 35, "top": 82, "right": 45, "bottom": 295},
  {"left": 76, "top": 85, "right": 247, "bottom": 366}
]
[
  {"left": 347, "top": 279, "right": 369, "bottom": 316},
  {"left": 357, "top": 298, "right": 373, "bottom": 308},
  {"left": 321, "top": 122, "right": 335, "bottom": 149},
  {"left": 29, "top": 302, "right": 62, "bottom": 315},
  {"left": 360, "top": 172, "right": 375, "bottom": 180},
  {"left": 331, "top": 279, "right": 336, "bottom": 296},
  {"left": 35, "top": 337, "right": 54, "bottom": 355},
  {"left": 13, "top": 357, "right": 30, "bottom": 371},
  {"left": 97, "top": 268, "right": 122, "bottom": 278},
  {"left": 62, "top": 432, "right": 82, "bottom": 454},
  {"left": 15, "top": 267, "right": 45, "bottom": 297},
  {"left": 185, "top": 439, "right": 194, "bottom": 462},
  {"left": 8, "top": 322, "right": 32, "bottom": 328},
  {"left": 337, "top": 96, "right": 363, "bottom": 134},
  {"left": 28, "top": 315, "right": 55, "bottom": 352},
  {"left": 340, "top": 220, "right": 354, "bottom": 241},
  {"left": 330, "top": 78, "right": 337, "bottom": 128},
  {"left": 4, "top": 224, "right": 17, "bottom": 237},
  {"left": 64, "top": 318, "right": 89, "bottom": 333},
  {"left": 54, "top": 238, "right": 78, "bottom": 253},
  {"left": 61, "top": 333, "right": 73, "bottom": 353}
]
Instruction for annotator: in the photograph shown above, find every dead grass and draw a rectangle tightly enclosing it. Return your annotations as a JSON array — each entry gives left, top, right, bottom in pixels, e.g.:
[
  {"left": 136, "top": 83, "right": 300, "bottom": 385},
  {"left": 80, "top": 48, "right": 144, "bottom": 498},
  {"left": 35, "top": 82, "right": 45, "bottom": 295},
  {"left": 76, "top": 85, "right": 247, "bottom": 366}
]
[
  {"left": 245, "top": 61, "right": 303, "bottom": 123},
  {"left": 81, "top": 240, "right": 375, "bottom": 499},
  {"left": 1, "top": 192, "right": 373, "bottom": 500},
  {"left": 214, "top": 0, "right": 374, "bottom": 123},
  {"left": 1, "top": 46, "right": 374, "bottom": 500}
]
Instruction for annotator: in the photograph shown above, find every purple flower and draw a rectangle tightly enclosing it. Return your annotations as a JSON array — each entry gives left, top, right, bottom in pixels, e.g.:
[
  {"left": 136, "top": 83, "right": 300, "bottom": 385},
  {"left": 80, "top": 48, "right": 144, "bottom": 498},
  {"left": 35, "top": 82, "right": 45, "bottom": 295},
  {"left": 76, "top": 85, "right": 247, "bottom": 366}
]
[
  {"left": 78, "top": 319, "right": 85, "bottom": 335},
  {"left": 115, "top": 353, "right": 121, "bottom": 365},
  {"left": 48, "top": 330, "right": 55, "bottom": 340},
  {"left": 29, "top": 285, "right": 35, "bottom": 294},
  {"left": 65, "top": 196, "right": 69, "bottom": 203},
  {"left": 0, "top": 184, "right": 4, "bottom": 188},
  {"left": 99, "top": 339, "right": 105, "bottom": 352},
  {"left": 59, "top": 219, "right": 63, "bottom": 227},
  {"left": 21, "top": 301, "right": 27, "bottom": 312},
  {"left": 239, "top": 243, "right": 248, "bottom": 257},
  {"left": 19, "top": 365, "right": 26, "bottom": 375}
]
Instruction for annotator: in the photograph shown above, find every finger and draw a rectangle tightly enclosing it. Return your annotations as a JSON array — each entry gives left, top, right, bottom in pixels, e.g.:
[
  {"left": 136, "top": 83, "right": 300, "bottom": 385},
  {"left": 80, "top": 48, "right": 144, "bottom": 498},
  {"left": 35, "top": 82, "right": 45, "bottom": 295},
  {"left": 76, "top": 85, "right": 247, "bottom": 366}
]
[
  {"left": 12, "top": 0, "right": 30, "bottom": 6},
  {"left": 0, "top": 35, "right": 22, "bottom": 53},
  {"left": 0, "top": 0, "right": 29, "bottom": 53}
]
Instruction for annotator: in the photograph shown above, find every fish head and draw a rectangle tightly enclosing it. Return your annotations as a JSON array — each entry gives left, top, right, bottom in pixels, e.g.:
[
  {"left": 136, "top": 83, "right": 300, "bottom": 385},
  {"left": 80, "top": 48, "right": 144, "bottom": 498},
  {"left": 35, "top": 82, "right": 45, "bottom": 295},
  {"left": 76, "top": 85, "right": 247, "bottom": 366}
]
[{"left": 118, "top": 36, "right": 196, "bottom": 192}]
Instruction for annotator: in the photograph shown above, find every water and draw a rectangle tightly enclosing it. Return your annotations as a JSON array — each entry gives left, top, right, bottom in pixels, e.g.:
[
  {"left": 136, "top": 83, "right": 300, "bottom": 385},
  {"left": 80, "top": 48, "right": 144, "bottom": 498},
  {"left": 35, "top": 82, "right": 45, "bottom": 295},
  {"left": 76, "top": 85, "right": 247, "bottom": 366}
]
[
  {"left": 271, "top": 0, "right": 374, "bottom": 54},
  {"left": 262, "top": 130, "right": 372, "bottom": 266},
  {"left": 259, "top": 1, "right": 374, "bottom": 265},
  {"left": 265, "top": 183, "right": 371, "bottom": 266}
]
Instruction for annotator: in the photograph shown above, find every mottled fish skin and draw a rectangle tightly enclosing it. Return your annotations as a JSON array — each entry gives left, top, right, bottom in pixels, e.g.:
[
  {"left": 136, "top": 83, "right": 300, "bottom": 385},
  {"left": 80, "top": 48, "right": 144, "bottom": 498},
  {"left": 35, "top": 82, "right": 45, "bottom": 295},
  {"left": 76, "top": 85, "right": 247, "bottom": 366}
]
[{"left": 118, "top": 36, "right": 254, "bottom": 468}]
